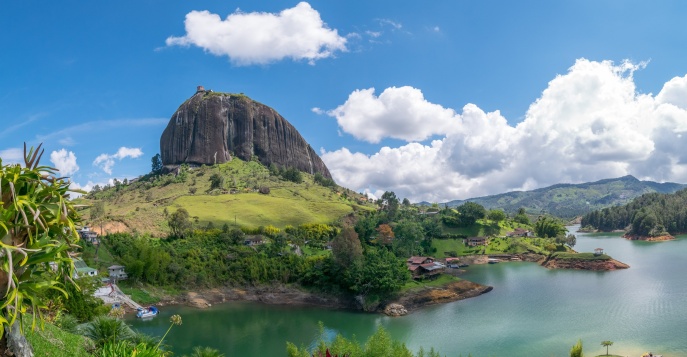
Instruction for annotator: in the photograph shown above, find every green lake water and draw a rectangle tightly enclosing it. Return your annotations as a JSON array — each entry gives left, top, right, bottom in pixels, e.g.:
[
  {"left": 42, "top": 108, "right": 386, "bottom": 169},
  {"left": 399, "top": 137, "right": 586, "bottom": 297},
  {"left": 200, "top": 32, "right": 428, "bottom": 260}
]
[{"left": 128, "top": 227, "right": 687, "bottom": 356}]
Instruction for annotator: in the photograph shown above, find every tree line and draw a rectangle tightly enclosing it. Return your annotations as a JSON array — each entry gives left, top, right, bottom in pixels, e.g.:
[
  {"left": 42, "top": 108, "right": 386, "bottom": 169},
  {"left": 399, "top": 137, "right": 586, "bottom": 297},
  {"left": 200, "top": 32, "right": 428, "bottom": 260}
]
[{"left": 581, "top": 188, "right": 687, "bottom": 236}]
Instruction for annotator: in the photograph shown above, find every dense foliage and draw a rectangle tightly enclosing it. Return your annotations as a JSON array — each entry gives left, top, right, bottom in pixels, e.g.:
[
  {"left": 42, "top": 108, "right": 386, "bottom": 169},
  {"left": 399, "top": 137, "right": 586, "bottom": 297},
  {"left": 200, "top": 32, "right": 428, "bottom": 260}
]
[
  {"left": 287, "top": 326, "right": 443, "bottom": 357},
  {"left": 581, "top": 189, "right": 687, "bottom": 236},
  {"left": 0, "top": 145, "right": 80, "bottom": 344}
]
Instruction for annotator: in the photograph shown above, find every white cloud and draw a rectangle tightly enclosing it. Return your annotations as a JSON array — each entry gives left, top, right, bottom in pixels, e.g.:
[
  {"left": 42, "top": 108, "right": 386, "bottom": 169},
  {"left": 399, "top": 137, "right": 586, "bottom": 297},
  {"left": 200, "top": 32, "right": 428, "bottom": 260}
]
[
  {"left": 0, "top": 148, "right": 23, "bottom": 164},
  {"left": 328, "top": 86, "right": 459, "bottom": 143},
  {"left": 93, "top": 147, "right": 143, "bottom": 175},
  {"left": 322, "top": 58, "right": 687, "bottom": 202},
  {"left": 311, "top": 107, "right": 325, "bottom": 115},
  {"left": 166, "top": 2, "right": 347, "bottom": 65},
  {"left": 50, "top": 149, "right": 79, "bottom": 176}
]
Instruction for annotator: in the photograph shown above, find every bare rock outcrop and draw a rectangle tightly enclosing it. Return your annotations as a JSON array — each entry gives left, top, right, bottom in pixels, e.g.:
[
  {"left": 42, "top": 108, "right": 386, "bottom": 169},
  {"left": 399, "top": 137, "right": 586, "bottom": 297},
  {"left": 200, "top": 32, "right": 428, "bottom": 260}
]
[{"left": 160, "top": 87, "right": 332, "bottom": 178}]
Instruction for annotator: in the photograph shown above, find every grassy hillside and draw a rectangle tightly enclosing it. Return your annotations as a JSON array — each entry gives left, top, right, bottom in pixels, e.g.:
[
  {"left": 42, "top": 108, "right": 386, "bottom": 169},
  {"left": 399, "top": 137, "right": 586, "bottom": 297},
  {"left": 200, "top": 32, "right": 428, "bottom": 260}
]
[
  {"left": 77, "top": 159, "right": 374, "bottom": 236},
  {"left": 441, "top": 175, "right": 686, "bottom": 218}
]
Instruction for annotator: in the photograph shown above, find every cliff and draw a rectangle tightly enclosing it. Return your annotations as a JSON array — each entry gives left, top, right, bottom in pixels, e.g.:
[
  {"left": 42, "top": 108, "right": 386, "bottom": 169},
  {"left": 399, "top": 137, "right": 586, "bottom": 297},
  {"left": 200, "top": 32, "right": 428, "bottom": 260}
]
[{"left": 160, "top": 87, "right": 332, "bottom": 178}]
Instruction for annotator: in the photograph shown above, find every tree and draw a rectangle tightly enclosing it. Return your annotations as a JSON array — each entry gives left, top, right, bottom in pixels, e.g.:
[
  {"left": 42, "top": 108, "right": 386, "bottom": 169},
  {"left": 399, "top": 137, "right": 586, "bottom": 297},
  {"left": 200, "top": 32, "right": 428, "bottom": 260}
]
[
  {"left": 380, "top": 191, "right": 400, "bottom": 220},
  {"left": 487, "top": 209, "right": 506, "bottom": 223},
  {"left": 332, "top": 227, "right": 363, "bottom": 269},
  {"left": 600, "top": 340, "right": 613, "bottom": 356},
  {"left": 0, "top": 144, "right": 81, "bottom": 354},
  {"left": 514, "top": 207, "right": 531, "bottom": 225},
  {"left": 376, "top": 224, "right": 395, "bottom": 246},
  {"left": 393, "top": 220, "right": 425, "bottom": 257},
  {"left": 534, "top": 216, "right": 566, "bottom": 238},
  {"left": 209, "top": 173, "right": 224, "bottom": 190},
  {"left": 168, "top": 208, "right": 192, "bottom": 238},
  {"left": 457, "top": 202, "right": 487, "bottom": 226},
  {"left": 151, "top": 153, "right": 163, "bottom": 175},
  {"left": 570, "top": 339, "right": 584, "bottom": 357},
  {"left": 402, "top": 198, "right": 411, "bottom": 207}
]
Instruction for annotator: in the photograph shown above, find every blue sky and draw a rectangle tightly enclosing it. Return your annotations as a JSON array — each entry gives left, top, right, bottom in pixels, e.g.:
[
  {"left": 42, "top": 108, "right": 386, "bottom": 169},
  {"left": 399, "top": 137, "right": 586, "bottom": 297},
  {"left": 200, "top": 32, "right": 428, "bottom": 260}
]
[{"left": 3, "top": 1, "right": 687, "bottom": 202}]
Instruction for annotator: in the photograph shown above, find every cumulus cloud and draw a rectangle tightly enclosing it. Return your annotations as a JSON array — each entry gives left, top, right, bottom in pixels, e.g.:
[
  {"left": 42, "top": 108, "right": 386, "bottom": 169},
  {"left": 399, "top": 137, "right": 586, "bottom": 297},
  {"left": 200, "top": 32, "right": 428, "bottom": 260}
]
[
  {"left": 322, "top": 58, "right": 687, "bottom": 202},
  {"left": 50, "top": 149, "right": 79, "bottom": 176},
  {"left": 166, "top": 2, "right": 347, "bottom": 65},
  {"left": 93, "top": 147, "right": 143, "bottom": 175},
  {"left": 328, "top": 86, "right": 459, "bottom": 143}
]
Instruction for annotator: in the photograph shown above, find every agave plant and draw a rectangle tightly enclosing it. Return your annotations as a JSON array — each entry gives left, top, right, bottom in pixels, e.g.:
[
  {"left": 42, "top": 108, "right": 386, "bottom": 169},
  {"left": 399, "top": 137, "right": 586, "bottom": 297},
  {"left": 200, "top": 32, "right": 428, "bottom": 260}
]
[
  {"left": 0, "top": 144, "right": 82, "bottom": 354},
  {"left": 186, "top": 346, "right": 225, "bottom": 357},
  {"left": 81, "top": 316, "right": 135, "bottom": 347}
]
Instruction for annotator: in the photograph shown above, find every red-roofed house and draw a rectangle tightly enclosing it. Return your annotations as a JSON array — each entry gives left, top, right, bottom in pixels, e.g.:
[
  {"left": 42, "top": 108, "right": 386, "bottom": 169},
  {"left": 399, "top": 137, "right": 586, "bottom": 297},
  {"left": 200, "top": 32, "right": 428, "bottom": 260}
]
[{"left": 406, "top": 256, "right": 444, "bottom": 279}]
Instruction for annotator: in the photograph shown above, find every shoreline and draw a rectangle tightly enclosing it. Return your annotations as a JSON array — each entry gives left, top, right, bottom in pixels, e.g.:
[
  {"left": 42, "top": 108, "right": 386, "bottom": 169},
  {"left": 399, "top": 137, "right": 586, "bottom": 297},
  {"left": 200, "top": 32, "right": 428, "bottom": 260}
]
[
  {"left": 147, "top": 280, "right": 493, "bottom": 317},
  {"left": 624, "top": 233, "right": 675, "bottom": 242}
]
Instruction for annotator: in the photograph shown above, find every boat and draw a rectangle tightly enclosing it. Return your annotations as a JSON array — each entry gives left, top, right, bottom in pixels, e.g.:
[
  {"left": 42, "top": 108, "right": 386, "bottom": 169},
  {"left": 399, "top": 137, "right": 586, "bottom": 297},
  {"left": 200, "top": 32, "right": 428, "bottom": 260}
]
[
  {"left": 488, "top": 258, "right": 500, "bottom": 264},
  {"left": 136, "top": 306, "right": 159, "bottom": 318}
]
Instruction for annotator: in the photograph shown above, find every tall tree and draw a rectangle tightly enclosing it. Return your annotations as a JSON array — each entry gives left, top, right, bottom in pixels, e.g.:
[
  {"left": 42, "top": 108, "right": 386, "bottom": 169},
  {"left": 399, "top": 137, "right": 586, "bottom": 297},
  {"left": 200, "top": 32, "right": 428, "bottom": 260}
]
[
  {"left": 600, "top": 340, "right": 613, "bottom": 356},
  {"left": 151, "top": 153, "right": 163, "bottom": 175},
  {"left": 457, "top": 202, "right": 487, "bottom": 226},
  {"left": 168, "top": 208, "right": 192, "bottom": 238},
  {"left": 569, "top": 339, "right": 584, "bottom": 357},
  {"left": 332, "top": 227, "right": 363, "bottom": 269},
  {"left": 0, "top": 144, "right": 81, "bottom": 355},
  {"left": 375, "top": 224, "right": 395, "bottom": 246}
]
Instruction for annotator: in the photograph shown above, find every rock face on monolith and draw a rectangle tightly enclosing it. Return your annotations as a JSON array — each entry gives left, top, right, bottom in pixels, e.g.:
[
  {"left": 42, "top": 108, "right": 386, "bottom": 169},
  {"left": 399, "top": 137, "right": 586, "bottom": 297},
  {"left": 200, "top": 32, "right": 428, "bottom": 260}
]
[{"left": 160, "top": 87, "right": 332, "bottom": 178}]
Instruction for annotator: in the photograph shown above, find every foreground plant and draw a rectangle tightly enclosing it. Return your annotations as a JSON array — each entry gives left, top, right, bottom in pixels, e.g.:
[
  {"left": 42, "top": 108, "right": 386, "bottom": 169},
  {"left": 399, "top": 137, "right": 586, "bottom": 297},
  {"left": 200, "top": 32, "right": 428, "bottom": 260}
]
[{"left": 0, "top": 144, "right": 81, "bottom": 355}]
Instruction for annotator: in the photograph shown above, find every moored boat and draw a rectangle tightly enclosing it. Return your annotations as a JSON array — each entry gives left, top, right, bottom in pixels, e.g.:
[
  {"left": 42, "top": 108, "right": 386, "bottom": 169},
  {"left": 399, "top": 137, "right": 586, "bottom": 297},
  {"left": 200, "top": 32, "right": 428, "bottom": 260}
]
[{"left": 136, "top": 306, "right": 159, "bottom": 318}]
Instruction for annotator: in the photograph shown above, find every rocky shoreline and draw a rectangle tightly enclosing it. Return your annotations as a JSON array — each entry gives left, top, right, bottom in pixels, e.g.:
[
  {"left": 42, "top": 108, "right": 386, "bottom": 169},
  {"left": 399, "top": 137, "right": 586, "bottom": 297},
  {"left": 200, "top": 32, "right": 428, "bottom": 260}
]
[
  {"left": 624, "top": 234, "right": 675, "bottom": 242},
  {"left": 152, "top": 280, "right": 493, "bottom": 317},
  {"left": 541, "top": 257, "right": 629, "bottom": 270}
]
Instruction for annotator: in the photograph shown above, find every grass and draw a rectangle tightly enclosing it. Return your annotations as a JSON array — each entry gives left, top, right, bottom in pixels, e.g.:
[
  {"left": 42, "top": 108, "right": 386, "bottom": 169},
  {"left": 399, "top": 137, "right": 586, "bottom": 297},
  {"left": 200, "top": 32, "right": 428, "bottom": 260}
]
[
  {"left": 78, "top": 158, "right": 375, "bottom": 235},
  {"left": 24, "top": 320, "right": 92, "bottom": 357},
  {"left": 431, "top": 236, "right": 555, "bottom": 258},
  {"left": 553, "top": 252, "right": 611, "bottom": 261},
  {"left": 118, "top": 284, "right": 159, "bottom": 305},
  {"left": 400, "top": 274, "right": 460, "bottom": 293}
]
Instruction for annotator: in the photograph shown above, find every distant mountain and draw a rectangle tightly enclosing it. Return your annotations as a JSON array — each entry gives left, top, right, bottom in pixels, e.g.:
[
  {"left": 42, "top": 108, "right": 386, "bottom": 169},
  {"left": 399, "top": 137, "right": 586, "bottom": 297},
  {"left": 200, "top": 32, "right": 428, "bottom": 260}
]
[{"left": 434, "top": 176, "right": 686, "bottom": 218}]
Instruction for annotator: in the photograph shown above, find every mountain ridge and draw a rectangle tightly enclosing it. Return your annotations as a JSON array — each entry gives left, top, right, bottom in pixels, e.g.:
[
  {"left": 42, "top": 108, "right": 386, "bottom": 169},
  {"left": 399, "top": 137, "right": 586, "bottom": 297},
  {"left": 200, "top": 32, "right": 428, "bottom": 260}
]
[{"left": 423, "top": 175, "right": 686, "bottom": 218}]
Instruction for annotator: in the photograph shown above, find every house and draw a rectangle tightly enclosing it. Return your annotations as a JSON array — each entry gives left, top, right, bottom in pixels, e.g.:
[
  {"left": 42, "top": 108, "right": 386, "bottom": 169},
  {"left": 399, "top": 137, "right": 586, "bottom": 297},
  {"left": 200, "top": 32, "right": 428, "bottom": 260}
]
[
  {"left": 108, "top": 265, "right": 128, "bottom": 281},
  {"left": 506, "top": 228, "right": 534, "bottom": 237},
  {"left": 72, "top": 258, "right": 98, "bottom": 278},
  {"left": 465, "top": 236, "right": 488, "bottom": 246},
  {"left": 594, "top": 248, "right": 604, "bottom": 256},
  {"left": 406, "top": 256, "right": 445, "bottom": 279},
  {"left": 244, "top": 236, "right": 264, "bottom": 246}
]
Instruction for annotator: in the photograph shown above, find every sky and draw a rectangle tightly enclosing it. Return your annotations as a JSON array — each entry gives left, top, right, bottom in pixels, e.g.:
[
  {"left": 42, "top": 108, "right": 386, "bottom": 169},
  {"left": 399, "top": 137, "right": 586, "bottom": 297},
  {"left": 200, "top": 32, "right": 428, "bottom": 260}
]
[{"left": 3, "top": 1, "right": 687, "bottom": 203}]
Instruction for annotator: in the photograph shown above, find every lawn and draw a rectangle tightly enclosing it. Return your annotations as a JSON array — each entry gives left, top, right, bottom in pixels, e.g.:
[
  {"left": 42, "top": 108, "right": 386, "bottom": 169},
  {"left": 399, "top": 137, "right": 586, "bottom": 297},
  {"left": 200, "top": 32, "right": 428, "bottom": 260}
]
[
  {"left": 400, "top": 274, "right": 461, "bottom": 293},
  {"left": 554, "top": 252, "right": 611, "bottom": 261}
]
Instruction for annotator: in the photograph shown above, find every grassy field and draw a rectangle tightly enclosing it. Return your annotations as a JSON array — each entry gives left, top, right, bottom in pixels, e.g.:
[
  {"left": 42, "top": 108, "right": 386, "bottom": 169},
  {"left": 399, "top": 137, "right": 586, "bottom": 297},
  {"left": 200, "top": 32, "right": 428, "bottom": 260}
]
[
  {"left": 400, "top": 274, "right": 461, "bottom": 293},
  {"left": 78, "top": 159, "right": 375, "bottom": 235},
  {"left": 431, "top": 236, "right": 553, "bottom": 258},
  {"left": 24, "top": 321, "right": 92, "bottom": 357}
]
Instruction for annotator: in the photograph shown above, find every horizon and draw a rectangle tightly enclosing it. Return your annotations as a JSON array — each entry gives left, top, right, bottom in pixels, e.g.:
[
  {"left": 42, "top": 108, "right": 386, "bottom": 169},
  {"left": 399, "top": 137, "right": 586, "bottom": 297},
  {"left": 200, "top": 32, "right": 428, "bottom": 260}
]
[{"left": 4, "top": 1, "right": 687, "bottom": 203}]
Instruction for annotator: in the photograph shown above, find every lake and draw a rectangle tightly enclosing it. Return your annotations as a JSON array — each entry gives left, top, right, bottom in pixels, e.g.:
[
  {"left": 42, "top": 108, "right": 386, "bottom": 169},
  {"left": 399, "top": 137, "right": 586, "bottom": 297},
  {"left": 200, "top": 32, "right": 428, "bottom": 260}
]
[{"left": 128, "top": 227, "right": 687, "bottom": 356}]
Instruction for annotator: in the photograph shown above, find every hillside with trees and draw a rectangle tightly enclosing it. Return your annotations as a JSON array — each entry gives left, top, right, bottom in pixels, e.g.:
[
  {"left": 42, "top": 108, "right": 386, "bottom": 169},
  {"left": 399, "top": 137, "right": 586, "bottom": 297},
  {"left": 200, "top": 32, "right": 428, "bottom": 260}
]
[
  {"left": 440, "top": 175, "right": 685, "bottom": 219},
  {"left": 78, "top": 157, "right": 374, "bottom": 236},
  {"left": 581, "top": 188, "right": 687, "bottom": 237}
]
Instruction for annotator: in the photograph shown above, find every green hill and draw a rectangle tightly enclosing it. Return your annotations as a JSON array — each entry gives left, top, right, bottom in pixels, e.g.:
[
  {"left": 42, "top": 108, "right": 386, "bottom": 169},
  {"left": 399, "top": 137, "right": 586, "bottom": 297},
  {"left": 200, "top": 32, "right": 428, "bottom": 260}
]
[
  {"left": 439, "top": 175, "right": 686, "bottom": 219},
  {"left": 581, "top": 188, "right": 687, "bottom": 236},
  {"left": 78, "top": 159, "right": 374, "bottom": 236}
]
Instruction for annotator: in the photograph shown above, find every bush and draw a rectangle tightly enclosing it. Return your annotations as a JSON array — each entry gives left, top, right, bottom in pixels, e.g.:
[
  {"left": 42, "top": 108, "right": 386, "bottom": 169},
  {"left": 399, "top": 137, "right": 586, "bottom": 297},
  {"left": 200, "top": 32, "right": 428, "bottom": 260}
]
[{"left": 259, "top": 186, "right": 270, "bottom": 194}]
